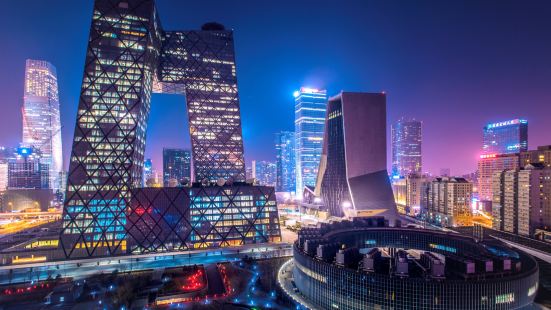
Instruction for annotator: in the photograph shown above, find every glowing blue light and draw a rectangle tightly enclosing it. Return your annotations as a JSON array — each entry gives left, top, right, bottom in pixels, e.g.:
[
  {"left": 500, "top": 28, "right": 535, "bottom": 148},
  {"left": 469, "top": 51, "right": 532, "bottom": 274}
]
[
  {"left": 293, "top": 91, "right": 300, "bottom": 98},
  {"left": 18, "top": 147, "right": 32, "bottom": 156}
]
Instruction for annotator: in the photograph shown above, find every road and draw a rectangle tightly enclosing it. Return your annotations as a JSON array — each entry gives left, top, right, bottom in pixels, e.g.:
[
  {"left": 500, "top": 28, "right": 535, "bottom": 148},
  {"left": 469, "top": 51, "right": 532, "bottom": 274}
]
[{"left": 0, "top": 244, "right": 293, "bottom": 285}]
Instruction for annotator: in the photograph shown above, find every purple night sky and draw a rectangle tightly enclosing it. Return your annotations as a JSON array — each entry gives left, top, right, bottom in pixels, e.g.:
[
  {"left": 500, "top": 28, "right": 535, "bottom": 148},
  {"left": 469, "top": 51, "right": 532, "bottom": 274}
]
[{"left": 0, "top": 0, "right": 550, "bottom": 176}]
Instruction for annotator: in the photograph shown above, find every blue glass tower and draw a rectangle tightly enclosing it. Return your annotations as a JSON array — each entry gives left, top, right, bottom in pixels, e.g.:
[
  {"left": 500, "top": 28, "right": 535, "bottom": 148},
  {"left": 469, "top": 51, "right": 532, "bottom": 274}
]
[
  {"left": 275, "top": 131, "right": 295, "bottom": 193},
  {"left": 294, "top": 88, "right": 327, "bottom": 197},
  {"left": 483, "top": 119, "right": 528, "bottom": 155}
]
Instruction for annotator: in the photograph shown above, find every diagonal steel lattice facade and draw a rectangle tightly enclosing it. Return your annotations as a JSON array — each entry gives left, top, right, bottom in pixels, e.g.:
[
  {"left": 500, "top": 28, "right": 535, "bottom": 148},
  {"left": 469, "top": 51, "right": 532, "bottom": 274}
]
[
  {"left": 126, "top": 184, "right": 281, "bottom": 253},
  {"left": 60, "top": 0, "right": 249, "bottom": 258}
]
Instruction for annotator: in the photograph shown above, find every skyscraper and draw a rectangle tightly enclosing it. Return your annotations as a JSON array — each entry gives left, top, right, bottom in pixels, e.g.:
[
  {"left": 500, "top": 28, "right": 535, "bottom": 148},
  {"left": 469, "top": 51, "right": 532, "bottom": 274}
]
[
  {"left": 478, "top": 153, "right": 520, "bottom": 201},
  {"left": 163, "top": 148, "right": 191, "bottom": 186},
  {"left": 253, "top": 160, "right": 277, "bottom": 186},
  {"left": 294, "top": 87, "right": 327, "bottom": 197},
  {"left": 391, "top": 118, "right": 422, "bottom": 177},
  {"left": 483, "top": 119, "right": 528, "bottom": 155},
  {"left": 8, "top": 147, "right": 50, "bottom": 190},
  {"left": 143, "top": 158, "right": 153, "bottom": 186},
  {"left": 22, "top": 59, "right": 62, "bottom": 190},
  {"left": 317, "top": 92, "right": 397, "bottom": 219},
  {"left": 61, "top": 0, "right": 247, "bottom": 257},
  {"left": 275, "top": 131, "right": 295, "bottom": 193}
]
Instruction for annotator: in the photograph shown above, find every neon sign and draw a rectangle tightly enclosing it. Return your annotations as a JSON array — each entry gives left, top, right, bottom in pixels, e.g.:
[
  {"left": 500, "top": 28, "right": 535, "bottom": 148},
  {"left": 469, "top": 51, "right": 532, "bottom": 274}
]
[{"left": 486, "top": 119, "right": 527, "bottom": 129}]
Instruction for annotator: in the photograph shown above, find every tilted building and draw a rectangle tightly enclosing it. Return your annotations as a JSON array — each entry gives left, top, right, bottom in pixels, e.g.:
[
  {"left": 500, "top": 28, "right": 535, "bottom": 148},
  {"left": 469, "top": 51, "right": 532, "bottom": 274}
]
[
  {"left": 317, "top": 92, "right": 397, "bottom": 220},
  {"left": 59, "top": 0, "right": 276, "bottom": 258}
]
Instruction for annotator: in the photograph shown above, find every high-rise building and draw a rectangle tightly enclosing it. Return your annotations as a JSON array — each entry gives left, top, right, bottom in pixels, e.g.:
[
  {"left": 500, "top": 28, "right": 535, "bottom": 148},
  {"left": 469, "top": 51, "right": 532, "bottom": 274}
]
[
  {"left": 22, "top": 59, "right": 62, "bottom": 190},
  {"left": 483, "top": 119, "right": 528, "bottom": 155},
  {"left": 61, "top": 0, "right": 247, "bottom": 257},
  {"left": 143, "top": 158, "right": 153, "bottom": 186},
  {"left": 275, "top": 131, "right": 295, "bottom": 193},
  {"left": 163, "top": 149, "right": 191, "bottom": 187},
  {"left": 253, "top": 160, "right": 276, "bottom": 186},
  {"left": 317, "top": 92, "right": 397, "bottom": 219},
  {"left": 477, "top": 153, "right": 520, "bottom": 201},
  {"left": 425, "top": 177, "right": 472, "bottom": 227},
  {"left": 492, "top": 164, "right": 551, "bottom": 236},
  {"left": 520, "top": 145, "right": 551, "bottom": 168},
  {"left": 391, "top": 118, "right": 422, "bottom": 177},
  {"left": 8, "top": 147, "right": 49, "bottom": 190},
  {"left": 294, "top": 87, "right": 327, "bottom": 197}
]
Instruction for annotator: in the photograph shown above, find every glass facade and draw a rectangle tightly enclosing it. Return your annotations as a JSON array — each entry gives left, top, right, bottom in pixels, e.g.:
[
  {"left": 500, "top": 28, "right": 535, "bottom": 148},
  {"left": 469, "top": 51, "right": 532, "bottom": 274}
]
[
  {"left": 291, "top": 223, "right": 539, "bottom": 310},
  {"left": 253, "top": 160, "right": 276, "bottom": 186},
  {"left": 483, "top": 119, "right": 528, "bottom": 155},
  {"left": 163, "top": 148, "right": 191, "bottom": 186},
  {"left": 22, "top": 59, "right": 63, "bottom": 190},
  {"left": 391, "top": 118, "right": 422, "bottom": 177},
  {"left": 61, "top": 0, "right": 247, "bottom": 258},
  {"left": 126, "top": 184, "right": 281, "bottom": 253},
  {"left": 8, "top": 148, "right": 49, "bottom": 190},
  {"left": 294, "top": 88, "right": 327, "bottom": 197},
  {"left": 275, "top": 131, "right": 295, "bottom": 193}
]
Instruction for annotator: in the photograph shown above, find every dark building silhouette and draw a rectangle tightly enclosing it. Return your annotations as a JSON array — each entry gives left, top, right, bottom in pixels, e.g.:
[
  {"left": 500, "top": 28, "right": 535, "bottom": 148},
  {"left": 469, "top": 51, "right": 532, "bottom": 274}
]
[
  {"left": 61, "top": 0, "right": 247, "bottom": 257},
  {"left": 318, "top": 92, "right": 397, "bottom": 219}
]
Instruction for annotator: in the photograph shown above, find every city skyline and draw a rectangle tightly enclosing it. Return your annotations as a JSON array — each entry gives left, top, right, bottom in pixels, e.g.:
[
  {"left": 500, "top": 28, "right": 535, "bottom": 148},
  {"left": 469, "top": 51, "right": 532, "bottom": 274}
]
[
  {"left": 1, "top": 1, "right": 551, "bottom": 177},
  {"left": 1, "top": 1, "right": 551, "bottom": 309}
]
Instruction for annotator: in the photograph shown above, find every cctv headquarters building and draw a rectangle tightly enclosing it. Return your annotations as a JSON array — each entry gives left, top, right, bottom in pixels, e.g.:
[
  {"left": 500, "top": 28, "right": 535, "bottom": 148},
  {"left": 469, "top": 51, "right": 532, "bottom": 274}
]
[{"left": 60, "top": 0, "right": 280, "bottom": 258}]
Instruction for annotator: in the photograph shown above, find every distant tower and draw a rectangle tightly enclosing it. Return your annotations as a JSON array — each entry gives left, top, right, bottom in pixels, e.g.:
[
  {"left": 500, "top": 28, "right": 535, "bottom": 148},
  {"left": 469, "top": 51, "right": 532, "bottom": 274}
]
[
  {"left": 163, "top": 149, "right": 191, "bottom": 186},
  {"left": 294, "top": 87, "right": 327, "bottom": 197},
  {"left": 143, "top": 158, "right": 153, "bottom": 186},
  {"left": 254, "top": 161, "right": 277, "bottom": 186},
  {"left": 22, "top": 59, "right": 62, "bottom": 190},
  {"left": 391, "top": 118, "right": 422, "bottom": 177},
  {"left": 275, "top": 131, "right": 295, "bottom": 193},
  {"left": 483, "top": 119, "right": 528, "bottom": 155}
]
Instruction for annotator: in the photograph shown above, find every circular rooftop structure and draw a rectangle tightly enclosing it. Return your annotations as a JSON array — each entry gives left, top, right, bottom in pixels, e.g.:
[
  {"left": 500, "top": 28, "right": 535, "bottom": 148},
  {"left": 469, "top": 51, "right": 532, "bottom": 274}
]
[{"left": 281, "top": 218, "right": 539, "bottom": 310}]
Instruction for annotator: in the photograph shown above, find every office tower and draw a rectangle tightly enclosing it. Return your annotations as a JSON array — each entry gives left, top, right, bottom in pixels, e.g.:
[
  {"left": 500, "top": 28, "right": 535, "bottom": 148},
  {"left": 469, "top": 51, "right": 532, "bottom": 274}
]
[
  {"left": 275, "top": 131, "right": 295, "bottom": 193},
  {"left": 477, "top": 153, "right": 519, "bottom": 201},
  {"left": 8, "top": 147, "right": 49, "bottom": 189},
  {"left": 391, "top": 118, "right": 422, "bottom": 176},
  {"left": 483, "top": 119, "right": 528, "bottom": 155},
  {"left": 163, "top": 149, "right": 191, "bottom": 187},
  {"left": 22, "top": 59, "right": 62, "bottom": 190},
  {"left": 425, "top": 177, "right": 472, "bottom": 227},
  {"left": 61, "top": 0, "right": 247, "bottom": 257},
  {"left": 317, "top": 92, "right": 398, "bottom": 219},
  {"left": 492, "top": 164, "right": 551, "bottom": 236},
  {"left": 245, "top": 165, "right": 253, "bottom": 180},
  {"left": 520, "top": 145, "right": 551, "bottom": 167},
  {"left": 253, "top": 160, "right": 276, "bottom": 186},
  {"left": 143, "top": 158, "right": 153, "bottom": 186},
  {"left": 294, "top": 87, "right": 327, "bottom": 197}
]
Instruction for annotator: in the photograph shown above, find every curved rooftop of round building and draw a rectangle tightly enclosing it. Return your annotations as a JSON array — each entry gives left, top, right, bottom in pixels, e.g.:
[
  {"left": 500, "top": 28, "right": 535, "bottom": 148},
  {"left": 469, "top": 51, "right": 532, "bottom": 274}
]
[{"left": 285, "top": 217, "right": 539, "bottom": 310}]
